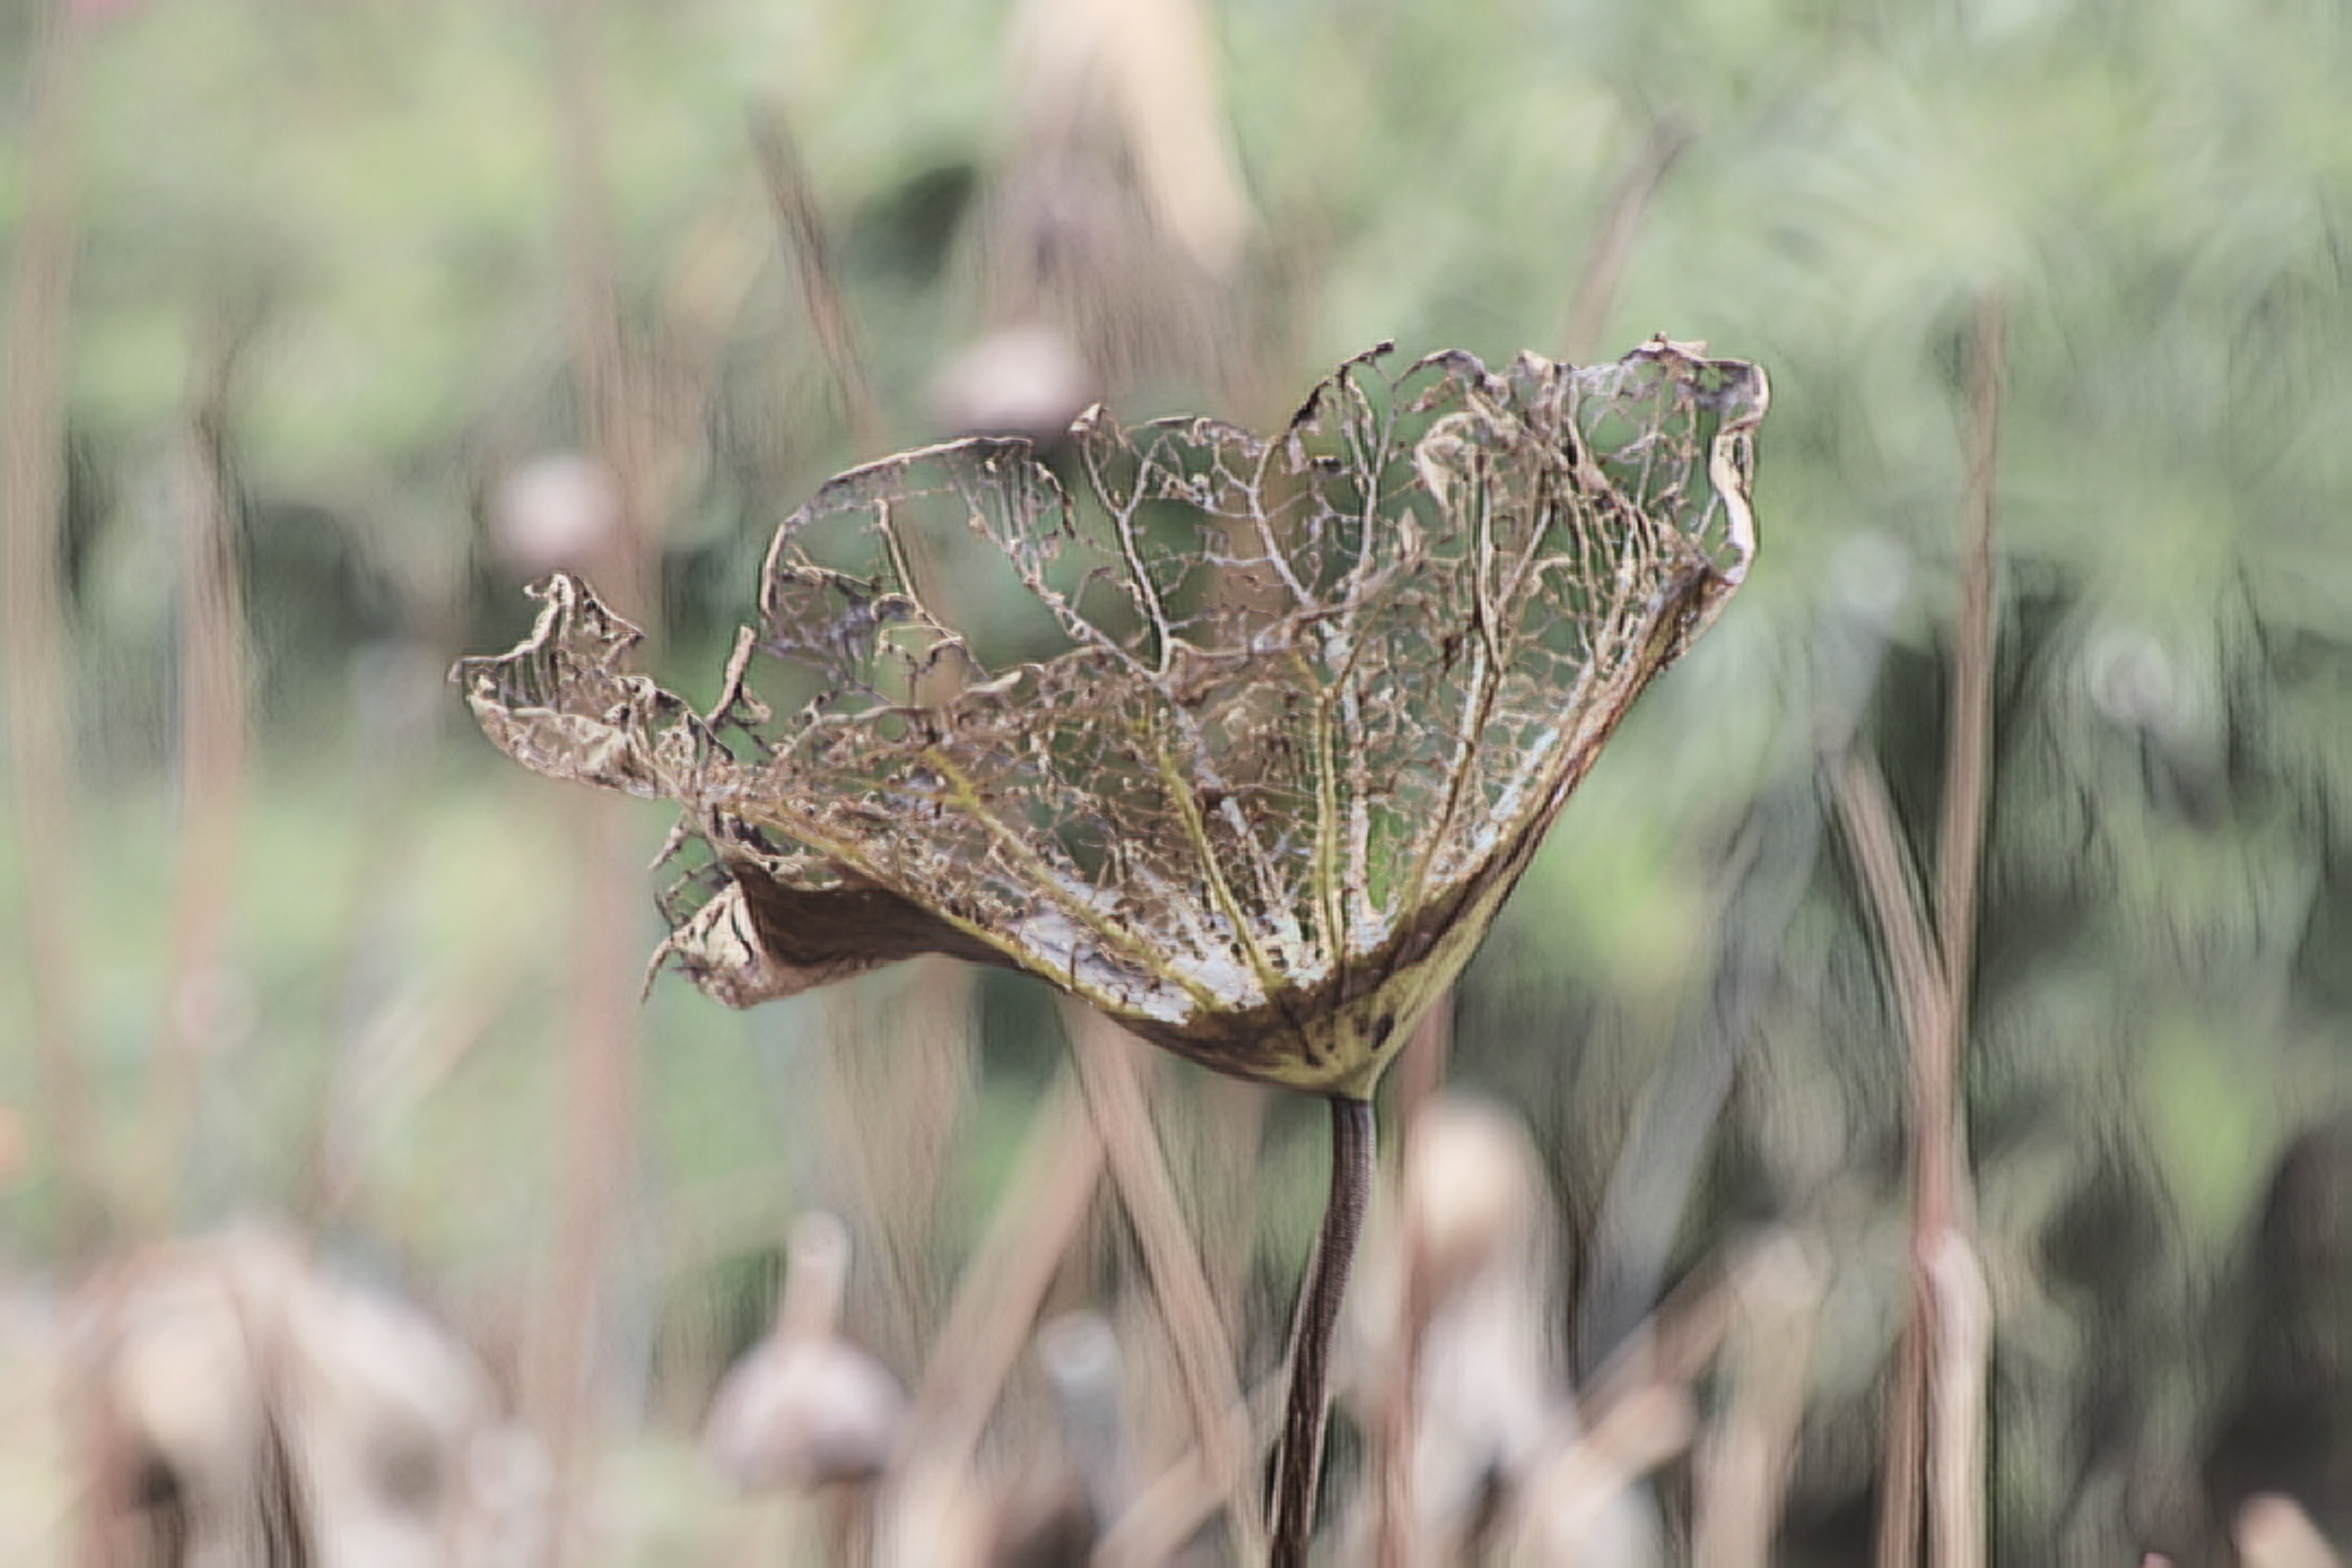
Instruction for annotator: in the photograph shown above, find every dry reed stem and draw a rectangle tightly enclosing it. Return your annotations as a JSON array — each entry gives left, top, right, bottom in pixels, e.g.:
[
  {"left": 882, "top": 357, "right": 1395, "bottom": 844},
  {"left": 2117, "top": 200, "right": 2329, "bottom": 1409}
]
[
  {"left": 1574, "top": 809, "right": 1784, "bottom": 1387},
  {"left": 874, "top": 960, "right": 981, "bottom": 1365},
  {"left": 1500, "top": 1381, "right": 1696, "bottom": 1564},
  {"left": 1095, "top": 1357, "right": 1294, "bottom": 1565},
  {"left": 1506, "top": 1241, "right": 1814, "bottom": 1565},
  {"left": 301, "top": 965, "right": 511, "bottom": 1224},
  {"left": 1069, "top": 1008, "right": 1267, "bottom": 1564},
  {"left": 1691, "top": 1235, "right": 1826, "bottom": 1568},
  {"left": 1924, "top": 1231, "right": 1990, "bottom": 1568},
  {"left": 1193, "top": 1072, "right": 1269, "bottom": 1344},
  {"left": 1834, "top": 745, "right": 1935, "bottom": 1568},
  {"left": 1097, "top": 1451, "right": 1222, "bottom": 1568},
  {"left": 1556, "top": 116, "right": 1694, "bottom": 364},
  {"left": 1387, "top": 1000, "right": 1453, "bottom": 1160},
  {"left": 1829, "top": 752, "right": 1942, "bottom": 1062},
  {"left": 1578, "top": 1254, "right": 1741, "bottom": 1426},
  {"left": 531, "top": 3, "right": 651, "bottom": 1560},
  {"left": 138, "top": 315, "right": 256, "bottom": 1236},
  {"left": 2234, "top": 1495, "right": 2346, "bottom": 1568},
  {"left": 1567, "top": 1241, "right": 1771, "bottom": 1461},
  {"left": 1936, "top": 295, "right": 2007, "bottom": 1040},
  {"left": 528, "top": 794, "right": 642, "bottom": 1568},
  {"left": 751, "top": 108, "right": 891, "bottom": 458},
  {"left": 902, "top": 1069, "right": 1103, "bottom": 1472},
  {"left": 806, "top": 966, "right": 979, "bottom": 1377},
  {"left": 1371, "top": 1008, "right": 1450, "bottom": 1568},
  {"left": 751, "top": 97, "right": 981, "bottom": 705},
  {"left": 1917, "top": 292, "right": 2005, "bottom": 1568},
  {"left": 1850, "top": 290, "right": 2006, "bottom": 1568},
  {"left": 66, "top": 1267, "right": 136, "bottom": 1568},
  {"left": 1371, "top": 1262, "right": 1428, "bottom": 1568},
  {"left": 547, "top": 0, "right": 643, "bottom": 600},
  {"left": 808, "top": 987, "right": 928, "bottom": 1369},
  {"left": 1, "top": 0, "right": 99, "bottom": 1259}
]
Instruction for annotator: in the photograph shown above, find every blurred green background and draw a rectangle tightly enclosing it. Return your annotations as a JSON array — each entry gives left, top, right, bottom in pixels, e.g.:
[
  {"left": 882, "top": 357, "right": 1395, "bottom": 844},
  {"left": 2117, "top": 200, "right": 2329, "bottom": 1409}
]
[{"left": 5, "top": 0, "right": 2352, "bottom": 1562}]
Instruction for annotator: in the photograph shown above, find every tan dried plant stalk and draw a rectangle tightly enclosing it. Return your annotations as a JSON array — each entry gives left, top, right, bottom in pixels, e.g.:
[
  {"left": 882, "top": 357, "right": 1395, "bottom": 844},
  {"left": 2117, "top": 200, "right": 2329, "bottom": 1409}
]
[{"left": 457, "top": 337, "right": 1765, "bottom": 1563}]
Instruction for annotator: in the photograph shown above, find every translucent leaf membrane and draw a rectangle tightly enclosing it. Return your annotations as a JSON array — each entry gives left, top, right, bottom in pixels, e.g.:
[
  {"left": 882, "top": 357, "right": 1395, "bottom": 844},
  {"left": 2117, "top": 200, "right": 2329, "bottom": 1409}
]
[{"left": 456, "top": 338, "right": 1766, "bottom": 1097}]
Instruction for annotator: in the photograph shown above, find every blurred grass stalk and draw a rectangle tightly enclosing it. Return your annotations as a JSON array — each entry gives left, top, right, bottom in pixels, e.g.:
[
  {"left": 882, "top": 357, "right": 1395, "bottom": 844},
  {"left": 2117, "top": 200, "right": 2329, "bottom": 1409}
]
[
  {"left": 1068, "top": 1007, "right": 1265, "bottom": 1563},
  {"left": 1, "top": 0, "right": 100, "bottom": 1258},
  {"left": 751, "top": 107, "right": 891, "bottom": 456},
  {"left": 900, "top": 1071, "right": 1104, "bottom": 1474},
  {"left": 136, "top": 308, "right": 258, "bottom": 1236},
  {"left": 527, "top": 1, "right": 651, "bottom": 1561},
  {"left": 1691, "top": 1236, "right": 1826, "bottom": 1568},
  {"left": 1843, "top": 292, "right": 2006, "bottom": 1568},
  {"left": 1554, "top": 115, "right": 1691, "bottom": 367}
]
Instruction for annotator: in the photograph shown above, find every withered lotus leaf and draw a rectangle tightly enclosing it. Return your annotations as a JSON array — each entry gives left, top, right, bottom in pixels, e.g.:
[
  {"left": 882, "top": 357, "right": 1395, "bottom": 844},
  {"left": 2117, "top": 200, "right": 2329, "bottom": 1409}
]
[{"left": 456, "top": 339, "right": 1765, "bottom": 1098}]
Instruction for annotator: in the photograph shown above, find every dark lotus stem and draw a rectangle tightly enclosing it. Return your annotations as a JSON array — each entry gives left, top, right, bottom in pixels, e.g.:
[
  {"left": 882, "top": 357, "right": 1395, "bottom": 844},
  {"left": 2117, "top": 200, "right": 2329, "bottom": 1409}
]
[{"left": 1270, "top": 1094, "right": 1376, "bottom": 1567}]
